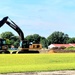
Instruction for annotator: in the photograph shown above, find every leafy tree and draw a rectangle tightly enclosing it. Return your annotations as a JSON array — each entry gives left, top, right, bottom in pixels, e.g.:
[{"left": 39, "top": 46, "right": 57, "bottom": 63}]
[
  {"left": 10, "top": 36, "right": 19, "bottom": 41},
  {"left": 47, "top": 31, "right": 69, "bottom": 45},
  {"left": 6, "top": 39, "right": 11, "bottom": 44},
  {"left": 5, "top": 39, "right": 11, "bottom": 48},
  {"left": 1, "top": 32, "right": 14, "bottom": 39},
  {"left": 26, "top": 34, "right": 41, "bottom": 44},
  {"left": 32, "top": 34, "right": 41, "bottom": 44},
  {"left": 67, "top": 38, "right": 75, "bottom": 43},
  {"left": 63, "top": 34, "right": 69, "bottom": 44},
  {"left": 10, "top": 39, "right": 14, "bottom": 45},
  {"left": 1, "top": 32, "right": 20, "bottom": 48},
  {"left": 10, "top": 36, "right": 20, "bottom": 48},
  {"left": 25, "top": 35, "right": 34, "bottom": 42},
  {"left": 14, "top": 40, "right": 19, "bottom": 48},
  {"left": 40, "top": 37, "right": 48, "bottom": 48}
]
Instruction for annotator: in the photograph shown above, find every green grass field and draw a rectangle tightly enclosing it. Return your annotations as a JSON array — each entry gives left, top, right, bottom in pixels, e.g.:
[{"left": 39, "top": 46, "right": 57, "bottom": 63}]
[{"left": 0, "top": 53, "right": 75, "bottom": 73}]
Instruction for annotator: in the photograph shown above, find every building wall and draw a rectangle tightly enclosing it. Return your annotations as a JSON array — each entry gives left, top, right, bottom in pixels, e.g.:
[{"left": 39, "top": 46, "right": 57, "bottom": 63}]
[{"left": 48, "top": 44, "right": 55, "bottom": 49}]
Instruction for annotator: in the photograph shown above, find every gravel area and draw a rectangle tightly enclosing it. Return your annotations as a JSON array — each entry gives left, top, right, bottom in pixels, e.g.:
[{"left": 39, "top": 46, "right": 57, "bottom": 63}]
[{"left": 0, "top": 70, "right": 75, "bottom": 75}]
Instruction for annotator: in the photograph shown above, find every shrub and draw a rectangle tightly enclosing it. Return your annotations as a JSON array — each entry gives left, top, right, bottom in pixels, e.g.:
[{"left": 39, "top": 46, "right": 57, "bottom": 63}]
[
  {"left": 59, "top": 46, "right": 66, "bottom": 49},
  {"left": 65, "top": 46, "right": 75, "bottom": 50}
]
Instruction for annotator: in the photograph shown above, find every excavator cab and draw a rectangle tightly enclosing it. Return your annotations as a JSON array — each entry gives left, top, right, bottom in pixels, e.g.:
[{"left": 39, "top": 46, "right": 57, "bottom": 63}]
[
  {"left": 19, "top": 40, "right": 29, "bottom": 50},
  {"left": 0, "top": 38, "right": 8, "bottom": 50}
]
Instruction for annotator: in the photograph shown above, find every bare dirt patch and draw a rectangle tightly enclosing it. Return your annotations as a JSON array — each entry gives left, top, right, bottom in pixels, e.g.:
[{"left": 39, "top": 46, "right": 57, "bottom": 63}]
[{"left": 0, "top": 70, "right": 75, "bottom": 75}]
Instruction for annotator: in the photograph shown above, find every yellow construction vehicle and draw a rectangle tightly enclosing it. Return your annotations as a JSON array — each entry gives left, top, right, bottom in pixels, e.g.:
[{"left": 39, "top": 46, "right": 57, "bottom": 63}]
[{"left": 0, "top": 16, "right": 42, "bottom": 54}]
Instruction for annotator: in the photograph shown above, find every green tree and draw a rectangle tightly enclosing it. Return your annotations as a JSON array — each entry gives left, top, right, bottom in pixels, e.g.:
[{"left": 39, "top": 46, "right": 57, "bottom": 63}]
[
  {"left": 1, "top": 32, "right": 14, "bottom": 39},
  {"left": 40, "top": 37, "right": 48, "bottom": 48},
  {"left": 33, "top": 34, "right": 41, "bottom": 44},
  {"left": 1, "top": 32, "right": 20, "bottom": 48},
  {"left": 10, "top": 36, "right": 19, "bottom": 41},
  {"left": 10, "top": 39, "right": 14, "bottom": 45},
  {"left": 14, "top": 40, "right": 19, "bottom": 48},
  {"left": 10, "top": 36, "right": 20, "bottom": 48},
  {"left": 67, "top": 38, "right": 75, "bottom": 43},
  {"left": 47, "top": 31, "right": 69, "bottom": 45},
  {"left": 25, "top": 35, "right": 34, "bottom": 42},
  {"left": 25, "top": 34, "right": 41, "bottom": 44},
  {"left": 6, "top": 39, "right": 11, "bottom": 44}
]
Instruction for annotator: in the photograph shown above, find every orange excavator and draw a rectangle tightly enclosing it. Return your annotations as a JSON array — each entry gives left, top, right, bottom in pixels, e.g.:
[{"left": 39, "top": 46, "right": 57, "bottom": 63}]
[{"left": 0, "top": 16, "right": 42, "bottom": 54}]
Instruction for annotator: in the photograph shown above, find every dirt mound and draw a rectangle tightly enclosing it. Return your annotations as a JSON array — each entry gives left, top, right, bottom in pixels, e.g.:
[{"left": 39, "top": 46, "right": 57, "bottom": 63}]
[
  {"left": 48, "top": 50, "right": 56, "bottom": 53},
  {"left": 49, "top": 49, "right": 75, "bottom": 53}
]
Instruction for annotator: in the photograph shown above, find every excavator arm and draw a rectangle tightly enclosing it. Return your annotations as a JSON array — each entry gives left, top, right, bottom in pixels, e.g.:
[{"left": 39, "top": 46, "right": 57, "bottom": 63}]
[{"left": 0, "top": 16, "right": 24, "bottom": 41}]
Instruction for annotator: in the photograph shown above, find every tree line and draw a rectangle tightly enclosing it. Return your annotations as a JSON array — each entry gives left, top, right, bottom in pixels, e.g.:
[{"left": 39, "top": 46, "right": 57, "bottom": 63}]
[{"left": 0, "top": 31, "right": 75, "bottom": 48}]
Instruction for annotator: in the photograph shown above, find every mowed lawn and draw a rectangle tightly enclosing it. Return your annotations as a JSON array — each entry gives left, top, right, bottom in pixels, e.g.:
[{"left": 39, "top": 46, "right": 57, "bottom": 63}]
[{"left": 0, "top": 53, "right": 75, "bottom": 73}]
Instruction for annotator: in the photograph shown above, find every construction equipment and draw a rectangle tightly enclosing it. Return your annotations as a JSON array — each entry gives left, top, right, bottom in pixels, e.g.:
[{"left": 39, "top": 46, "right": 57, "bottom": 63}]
[
  {"left": 0, "top": 38, "right": 10, "bottom": 54},
  {"left": 0, "top": 38, "right": 7, "bottom": 50},
  {"left": 0, "top": 16, "right": 42, "bottom": 53}
]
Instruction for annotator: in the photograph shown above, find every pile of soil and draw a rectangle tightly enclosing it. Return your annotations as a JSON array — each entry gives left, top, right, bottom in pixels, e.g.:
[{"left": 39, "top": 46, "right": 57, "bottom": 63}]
[{"left": 49, "top": 49, "right": 75, "bottom": 53}]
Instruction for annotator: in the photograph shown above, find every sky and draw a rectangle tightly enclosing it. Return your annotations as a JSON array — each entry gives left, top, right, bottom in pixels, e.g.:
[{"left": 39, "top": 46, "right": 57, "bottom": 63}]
[{"left": 0, "top": 0, "right": 75, "bottom": 38}]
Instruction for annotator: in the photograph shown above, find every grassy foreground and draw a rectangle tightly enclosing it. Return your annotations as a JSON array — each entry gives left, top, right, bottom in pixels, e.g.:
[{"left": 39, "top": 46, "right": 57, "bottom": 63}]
[{"left": 0, "top": 53, "right": 75, "bottom": 73}]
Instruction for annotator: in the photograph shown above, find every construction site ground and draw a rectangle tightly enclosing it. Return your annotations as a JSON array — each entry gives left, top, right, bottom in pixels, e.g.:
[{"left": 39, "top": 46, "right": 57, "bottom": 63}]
[{"left": 0, "top": 70, "right": 75, "bottom": 75}]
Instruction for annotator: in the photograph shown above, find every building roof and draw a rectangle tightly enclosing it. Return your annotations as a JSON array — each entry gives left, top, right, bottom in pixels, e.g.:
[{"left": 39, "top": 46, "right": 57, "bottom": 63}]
[{"left": 49, "top": 44, "right": 75, "bottom": 48}]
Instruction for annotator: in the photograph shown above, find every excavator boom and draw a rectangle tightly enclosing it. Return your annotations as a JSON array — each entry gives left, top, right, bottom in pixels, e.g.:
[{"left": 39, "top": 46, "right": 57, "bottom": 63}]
[
  {"left": 0, "top": 16, "right": 24, "bottom": 41},
  {"left": 0, "top": 16, "right": 8, "bottom": 27}
]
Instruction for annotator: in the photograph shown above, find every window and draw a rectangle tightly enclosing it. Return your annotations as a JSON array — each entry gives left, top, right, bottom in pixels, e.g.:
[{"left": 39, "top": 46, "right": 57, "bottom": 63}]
[{"left": 3, "top": 40, "right": 6, "bottom": 44}]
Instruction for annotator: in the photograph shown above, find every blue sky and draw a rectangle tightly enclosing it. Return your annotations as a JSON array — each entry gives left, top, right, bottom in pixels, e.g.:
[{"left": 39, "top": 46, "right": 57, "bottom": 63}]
[{"left": 0, "top": 0, "right": 75, "bottom": 38}]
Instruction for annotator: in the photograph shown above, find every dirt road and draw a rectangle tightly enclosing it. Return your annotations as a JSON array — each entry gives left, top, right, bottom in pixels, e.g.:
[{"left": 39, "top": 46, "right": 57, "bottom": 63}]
[{"left": 0, "top": 70, "right": 75, "bottom": 75}]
